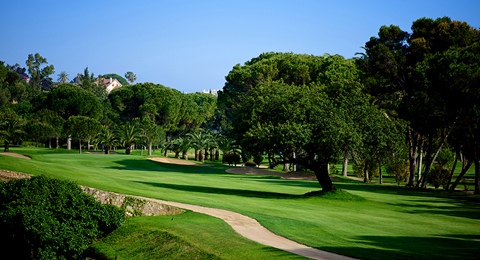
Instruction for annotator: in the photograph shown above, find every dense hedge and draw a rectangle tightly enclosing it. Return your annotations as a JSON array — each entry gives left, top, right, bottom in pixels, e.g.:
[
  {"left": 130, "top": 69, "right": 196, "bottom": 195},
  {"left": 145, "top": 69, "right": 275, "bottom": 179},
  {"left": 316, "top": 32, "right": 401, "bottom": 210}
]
[{"left": 0, "top": 175, "right": 125, "bottom": 260}]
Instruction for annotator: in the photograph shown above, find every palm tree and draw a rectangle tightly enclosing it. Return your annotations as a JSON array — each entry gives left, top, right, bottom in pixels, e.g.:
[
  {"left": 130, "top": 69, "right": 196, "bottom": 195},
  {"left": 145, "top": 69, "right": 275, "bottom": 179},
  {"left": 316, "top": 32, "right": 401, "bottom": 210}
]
[
  {"left": 99, "top": 127, "right": 118, "bottom": 154},
  {"left": 57, "top": 71, "right": 69, "bottom": 83},
  {"left": 217, "top": 135, "right": 235, "bottom": 161},
  {"left": 186, "top": 131, "right": 202, "bottom": 161},
  {"left": 187, "top": 130, "right": 210, "bottom": 162},
  {"left": 125, "top": 71, "right": 137, "bottom": 84},
  {"left": 116, "top": 123, "right": 141, "bottom": 155},
  {"left": 204, "top": 130, "right": 218, "bottom": 161},
  {"left": 0, "top": 115, "right": 25, "bottom": 152}
]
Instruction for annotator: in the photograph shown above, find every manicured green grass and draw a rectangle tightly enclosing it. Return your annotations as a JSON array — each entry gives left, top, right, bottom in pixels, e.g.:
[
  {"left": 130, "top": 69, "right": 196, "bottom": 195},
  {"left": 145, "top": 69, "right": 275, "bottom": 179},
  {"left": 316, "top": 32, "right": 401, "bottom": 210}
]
[
  {"left": 1, "top": 147, "right": 479, "bottom": 259},
  {"left": 87, "top": 212, "right": 304, "bottom": 260}
]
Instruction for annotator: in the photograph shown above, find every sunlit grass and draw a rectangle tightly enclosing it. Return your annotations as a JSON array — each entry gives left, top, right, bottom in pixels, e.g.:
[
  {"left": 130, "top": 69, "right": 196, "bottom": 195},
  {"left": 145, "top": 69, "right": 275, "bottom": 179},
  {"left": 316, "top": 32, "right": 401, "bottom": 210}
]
[{"left": 1, "top": 147, "right": 479, "bottom": 259}]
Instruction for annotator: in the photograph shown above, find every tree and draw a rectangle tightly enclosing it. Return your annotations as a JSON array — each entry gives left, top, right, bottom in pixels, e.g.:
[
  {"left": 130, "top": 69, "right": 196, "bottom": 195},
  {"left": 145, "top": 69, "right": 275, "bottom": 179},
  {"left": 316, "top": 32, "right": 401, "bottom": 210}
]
[
  {"left": 99, "top": 126, "right": 118, "bottom": 154},
  {"left": 65, "top": 116, "right": 102, "bottom": 154},
  {"left": 219, "top": 53, "right": 370, "bottom": 191},
  {"left": 25, "top": 119, "right": 52, "bottom": 147},
  {"left": 177, "top": 93, "right": 217, "bottom": 133},
  {"left": 187, "top": 130, "right": 211, "bottom": 162},
  {"left": 360, "top": 17, "right": 480, "bottom": 188},
  {"left": 80, "top": 67, "right": 94, "bottom": 92},
  {"left": 426, "top": 42, "right": 480, "bottom": 193},
  {"left": 0, "top": 112, "right": 25, "bottom": 152},
  {"left": 125, "top": 71, "right": 137, "bottom": 84},
  {"left": 25, "top": 53, "right": 54, "bottom": 91},
  {"left": 44, "top": 84, "right": 102, "bottom": 120},
  {"left": 116, "top": 122, "right": 141, "bottom": 155},
  {"left": 57, "top": 71, "right": 69, "bottom": 83},
  {"left": 139, "top": 119, "right": 164, "bottom": 156},
  {"left": 35, "top": 109, "right": 64, "bottom": 148},
  {"left": 108, "top": 83, "right": 184, "bottom": 137}
]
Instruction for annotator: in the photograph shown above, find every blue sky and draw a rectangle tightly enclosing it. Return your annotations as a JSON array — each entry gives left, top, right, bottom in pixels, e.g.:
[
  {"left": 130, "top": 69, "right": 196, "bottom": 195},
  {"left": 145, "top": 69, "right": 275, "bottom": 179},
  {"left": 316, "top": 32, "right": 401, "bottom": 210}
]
[{"left": 1, "top": 0, "right": 479, "bottom": 93}]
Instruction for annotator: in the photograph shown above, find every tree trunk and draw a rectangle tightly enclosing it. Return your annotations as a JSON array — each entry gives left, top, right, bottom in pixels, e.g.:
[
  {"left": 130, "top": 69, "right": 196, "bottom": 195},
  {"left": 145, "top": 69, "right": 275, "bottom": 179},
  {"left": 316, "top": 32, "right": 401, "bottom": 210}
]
[
  {"left": 421, "top": 139, "right": 447, "bottom": 188},
  {"left": 194, "top": 149, "right": 198, "bottom": 161},
  {"left": 312, "top": 162, "right": 336, "bottom": 192},
  {"left": 67, "top": 134, "right": 72, "bottom": 150},
  {"left": 417, "top": 148, "right": 423, "bottom": 185},
  {"left": 474, "top": 159, "right": 479, "bottom": 194},
  {"left": 215, "top": 148, "right": 220, "bottom": 161},
  {"left": 379, "top": 162, "right": 383, "bottom": 184},
  {"left": 48, "top": 138, "right": 52, "bottom": 149},
  {"left": 199, "top": 151, "right": 204, "bottom": 162},
  {"left": 182, "top": 151, "right": 188, "bottom": 160},
  {"left": 363, "top": 162, "right": 370, "bottom": 183},
  {"left": 79, "top": 140, "right": 82, "bottom": 154},
  {"left": 449, "top": 160, "right": 473, "bottom": 191},
  {"left": 105, "top": 146, "right": 110, "bottom": 154},
  {"left": 56, "top": 137, "right": 59, "bottom": 149},
  {"left": 406, "top": 131, "right": 419, "bottom": 187},
  {"left": 342, "top": 152, "right": 348, "bottom": 177},
  {"left": 445, "top": 152, "right": 459, "bottom": 190},
  {"left": 4, "top": 141, "right": 9, "bottom": 152},
  {"left": 164, "top": 133, "right": 169, "bottom": 157},
  {"left": 148, "top": 142, "right": 152, "bottom": 156},
  {"left": 420, "top": 121, "right": 456, "bottom": 189},
  {"left": 210, "top": 148, "right": 214, "bottom": 161},
  {"left": 267, "top": 153, "right": 272, "bottom": 169},
  {"left": 126, "top": 146, "right": 131, "bottom": 155}
]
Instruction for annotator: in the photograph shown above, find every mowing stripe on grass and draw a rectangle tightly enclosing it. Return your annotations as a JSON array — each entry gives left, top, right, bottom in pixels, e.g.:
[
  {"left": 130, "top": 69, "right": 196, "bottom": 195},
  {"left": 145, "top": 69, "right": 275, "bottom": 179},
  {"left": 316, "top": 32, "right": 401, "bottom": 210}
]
[{"left": 133, "top": 195, "right": 357, "bottom": 260}]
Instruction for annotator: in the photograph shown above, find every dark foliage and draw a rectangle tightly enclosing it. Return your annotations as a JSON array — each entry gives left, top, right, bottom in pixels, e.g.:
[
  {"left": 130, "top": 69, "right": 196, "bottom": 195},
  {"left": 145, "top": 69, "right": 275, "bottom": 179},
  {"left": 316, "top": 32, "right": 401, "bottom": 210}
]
[{"left": 0, "top": 175, "right": 125, "bottom": 260}]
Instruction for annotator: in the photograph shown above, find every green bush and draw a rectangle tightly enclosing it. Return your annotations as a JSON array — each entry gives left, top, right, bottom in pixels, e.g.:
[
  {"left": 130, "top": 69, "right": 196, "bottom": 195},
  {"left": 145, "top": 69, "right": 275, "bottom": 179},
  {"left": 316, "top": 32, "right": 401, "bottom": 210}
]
[
  {"left": 253, "top": 153, "right": 263, "bottom": 167},
  {"left": 428, "top": 165, "right": 451, "bottom": 189},
  {"left": 0, "top": 175, "right": 125, "bottom": 259},
  {"left": 386, "top": 160, "right": 410, "bottom": 185},
  {"left": 353, "top": 159, "right": 378, "bottom": 180},
  {"left": 244, "top": 161, "right": 257, "bottom": 167},
  {"left": 222, "top": 151, "right": 241, "bottom": 166}
]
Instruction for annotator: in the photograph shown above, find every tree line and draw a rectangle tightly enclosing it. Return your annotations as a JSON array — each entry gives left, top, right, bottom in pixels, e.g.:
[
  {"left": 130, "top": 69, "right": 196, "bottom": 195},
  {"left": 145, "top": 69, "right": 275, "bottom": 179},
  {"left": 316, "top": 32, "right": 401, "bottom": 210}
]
[
  {"left": 1, "top": 16, "right": 479, "bottom": 193},
  {"left": 218, "top": 17, "right": 480, "bottom": 193},
  {"left": 0, "top": 56, "right": 220, "bottom": 158}
]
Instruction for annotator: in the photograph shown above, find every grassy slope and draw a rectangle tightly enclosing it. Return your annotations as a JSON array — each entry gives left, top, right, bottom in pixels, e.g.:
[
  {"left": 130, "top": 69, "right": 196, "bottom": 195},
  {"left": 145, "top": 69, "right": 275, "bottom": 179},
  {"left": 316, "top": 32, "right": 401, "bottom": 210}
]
[
  {"left": 88, "top": 212, "right": 304, "bottom": 260},
  {"left": 1, "top": 148, "right": 479, "bottom": 259}
]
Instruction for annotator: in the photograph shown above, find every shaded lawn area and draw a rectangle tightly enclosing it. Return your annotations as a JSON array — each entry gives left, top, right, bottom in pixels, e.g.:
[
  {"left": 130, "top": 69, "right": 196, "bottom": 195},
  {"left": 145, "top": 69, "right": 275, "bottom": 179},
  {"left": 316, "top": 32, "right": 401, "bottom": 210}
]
[{"left": 1, "top": 148, "right": 479, "bottom": 259}]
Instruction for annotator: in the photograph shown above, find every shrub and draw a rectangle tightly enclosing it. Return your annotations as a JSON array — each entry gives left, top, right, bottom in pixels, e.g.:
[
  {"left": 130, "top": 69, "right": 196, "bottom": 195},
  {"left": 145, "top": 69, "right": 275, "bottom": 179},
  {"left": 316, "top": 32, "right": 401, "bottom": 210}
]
[
  {"left": 353, "top": 159, "right": 378, "bottom": 180},
  {"left": 244, "top": 161, "right": 257, "bottom": 167},
  {"left": 329, "top": 164, "right": 339, "bottom": 174},
  {"left": 222, "top": 151, "right": 241, "bottom": 166},
  {"left": 428, "top": 165, "right": 451, "bottom": 189},
  {"left": 253, "top": 153, "right": 263, "bottom": 167},
  {"left": 0, "top": 175, "right": 125, "bottom": 259},
  {"left": 386, "top": 160, "right": 410, "bottom": 185}
]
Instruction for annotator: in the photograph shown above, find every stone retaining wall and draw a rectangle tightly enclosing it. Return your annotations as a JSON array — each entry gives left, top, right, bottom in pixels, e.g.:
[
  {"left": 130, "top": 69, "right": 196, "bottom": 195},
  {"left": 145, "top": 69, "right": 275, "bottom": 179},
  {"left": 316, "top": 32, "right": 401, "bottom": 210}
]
[{"left": 0, "top": 170, "right": 184, "bottom": 217}]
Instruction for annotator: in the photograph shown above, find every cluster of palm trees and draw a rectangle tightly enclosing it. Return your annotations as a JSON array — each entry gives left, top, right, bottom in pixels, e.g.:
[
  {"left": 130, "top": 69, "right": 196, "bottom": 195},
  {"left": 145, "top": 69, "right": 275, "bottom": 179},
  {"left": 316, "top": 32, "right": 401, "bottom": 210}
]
[
  {"left": 95, "top": 121, "right": 164, "bottom": 155},
  {"left": 0, "top": 111, "right": 237, "bottom": 162},
  {"left": 164, "top": 129, "right": 235, "bottom": 163}
]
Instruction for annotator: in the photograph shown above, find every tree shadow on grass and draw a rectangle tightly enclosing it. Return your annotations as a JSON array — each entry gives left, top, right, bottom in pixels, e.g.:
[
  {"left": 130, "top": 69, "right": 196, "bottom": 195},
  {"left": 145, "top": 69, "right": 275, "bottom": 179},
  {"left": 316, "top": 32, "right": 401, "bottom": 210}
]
[
  {"left": 321, "top": 234, "right": 480, "bottom": 260},
  {"left": 334, "top": 182, "right": 480, "bottom": 220},
  {"left": 107, "top": 159, "right": 228, "bottom": 175},
  {"left": 133, "top": 180, "right": 303, "bottom": 199},
  {"left": 386, "top": 200, "right": 480, "bottom": 220}
]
